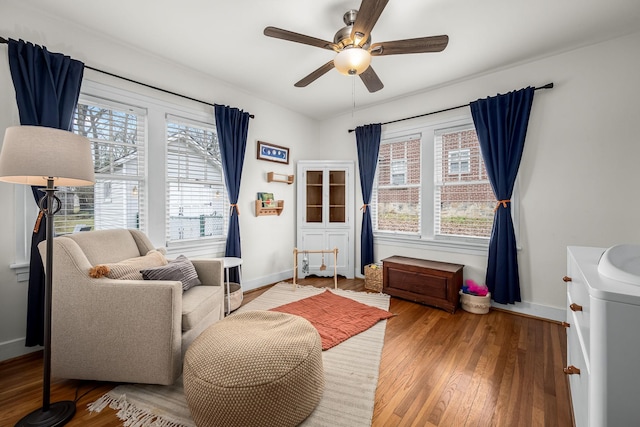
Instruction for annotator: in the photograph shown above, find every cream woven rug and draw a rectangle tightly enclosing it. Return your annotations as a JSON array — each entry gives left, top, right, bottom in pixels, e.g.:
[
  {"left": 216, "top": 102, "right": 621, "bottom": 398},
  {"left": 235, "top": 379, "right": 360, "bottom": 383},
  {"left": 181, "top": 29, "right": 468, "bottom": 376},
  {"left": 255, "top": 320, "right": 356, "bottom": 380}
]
[{"left": 89, "top": 282, "right": 391, "bottom": 427}]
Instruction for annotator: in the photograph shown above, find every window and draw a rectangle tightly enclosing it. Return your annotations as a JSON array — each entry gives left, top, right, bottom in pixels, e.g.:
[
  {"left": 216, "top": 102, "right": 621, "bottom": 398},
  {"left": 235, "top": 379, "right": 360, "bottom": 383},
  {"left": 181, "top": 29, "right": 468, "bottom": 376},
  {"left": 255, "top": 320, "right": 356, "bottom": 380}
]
[
  {"left": 166, "top": 116, "right": 227, "bottom": 243},
  {"left": 373, "top": 135, "right": 421, "bottom": 234},
  {"left": 434, "top": 126, "right": 494, "bottom": 241},
  {"left": 373, "top": 116, "right": 497, "bottom": 252},
  {"left": 391, "top": 160, "right": 407, "bottom": 185},
  {"left": 447, "top": 149, "right": 470, "bottom": 175},
  {"left": 55, "top": 96, "right": 145, "bottom": 234},
  {"left": 49, "top": 80, "right": 226, "bottom": 255}
]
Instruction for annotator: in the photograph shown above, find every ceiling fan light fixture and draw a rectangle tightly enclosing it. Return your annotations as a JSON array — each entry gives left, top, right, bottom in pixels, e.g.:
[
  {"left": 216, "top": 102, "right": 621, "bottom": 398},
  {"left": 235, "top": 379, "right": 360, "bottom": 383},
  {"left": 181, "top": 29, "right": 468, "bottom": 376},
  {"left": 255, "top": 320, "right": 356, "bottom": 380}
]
[
  {"left": 334, "top": 47, "right": 371, "bottom": 76},
  {"left": 264, "top": 1, "right": 448, "bottom": 91}
]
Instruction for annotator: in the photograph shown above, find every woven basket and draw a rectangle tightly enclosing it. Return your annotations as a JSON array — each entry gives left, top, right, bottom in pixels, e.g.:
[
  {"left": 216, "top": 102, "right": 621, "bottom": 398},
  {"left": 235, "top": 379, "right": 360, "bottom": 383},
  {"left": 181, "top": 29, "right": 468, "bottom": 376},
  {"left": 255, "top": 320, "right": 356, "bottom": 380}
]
[
  {"left": 364, "top": 264, "right": 383, "bottom": 292},
  {"left": 459, "top": 291, "right": 491, "bottom": 314},
  {"left": 225, "top": 282, "right": 243, "bottom": 312}
]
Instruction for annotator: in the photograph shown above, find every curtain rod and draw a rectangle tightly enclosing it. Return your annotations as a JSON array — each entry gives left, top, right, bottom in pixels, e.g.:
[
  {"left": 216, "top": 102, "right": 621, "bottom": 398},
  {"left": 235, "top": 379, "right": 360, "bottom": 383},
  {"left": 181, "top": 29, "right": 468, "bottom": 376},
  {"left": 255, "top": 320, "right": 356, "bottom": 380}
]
[
  {"left": 0, "top": 36, "right": 255, "bottom": 119},
  {"left": 347, "top": 82, "right": 554, "bottom": 133}
]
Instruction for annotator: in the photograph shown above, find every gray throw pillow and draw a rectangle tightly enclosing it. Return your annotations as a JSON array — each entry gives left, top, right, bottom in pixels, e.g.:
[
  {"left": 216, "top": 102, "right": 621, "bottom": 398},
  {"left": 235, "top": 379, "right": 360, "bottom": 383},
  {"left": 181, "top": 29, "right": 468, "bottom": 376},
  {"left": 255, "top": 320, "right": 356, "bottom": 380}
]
[{"left": 141, "top": 255, "right": 201, "bottom": 291}]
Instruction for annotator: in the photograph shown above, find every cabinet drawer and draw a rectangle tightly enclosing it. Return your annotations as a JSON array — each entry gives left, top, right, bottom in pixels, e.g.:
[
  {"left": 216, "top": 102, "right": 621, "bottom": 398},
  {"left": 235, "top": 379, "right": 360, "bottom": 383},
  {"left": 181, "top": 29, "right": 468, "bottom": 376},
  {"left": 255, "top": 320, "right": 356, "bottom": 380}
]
[
  {"left": 566, "top": 262, "right": 591, "bottom": 359},
  {"left": 567, "top": 292, "right": 590, "bottom": 364},
  {"left": 566, "top": 321, "right": 589, "bottom": 427}
]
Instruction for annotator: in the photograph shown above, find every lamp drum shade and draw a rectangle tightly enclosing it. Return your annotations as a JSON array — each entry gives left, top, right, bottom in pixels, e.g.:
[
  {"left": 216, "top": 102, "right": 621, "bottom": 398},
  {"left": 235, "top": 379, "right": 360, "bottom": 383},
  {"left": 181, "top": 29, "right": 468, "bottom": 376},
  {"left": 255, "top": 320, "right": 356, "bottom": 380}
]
[{"left": 0, "top": 126, "right": 95, "bottom": 186}]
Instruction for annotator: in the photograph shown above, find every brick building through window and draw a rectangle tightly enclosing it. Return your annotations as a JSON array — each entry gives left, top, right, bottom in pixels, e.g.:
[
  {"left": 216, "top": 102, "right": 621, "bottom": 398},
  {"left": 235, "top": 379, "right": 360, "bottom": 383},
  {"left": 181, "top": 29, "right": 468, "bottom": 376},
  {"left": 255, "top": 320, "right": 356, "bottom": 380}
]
[
  {"left": 374, "top": 125, "right": 495, "bottom": 240},
  {"left": 436, "top": 128, "right": 494, "bottom": 239}
]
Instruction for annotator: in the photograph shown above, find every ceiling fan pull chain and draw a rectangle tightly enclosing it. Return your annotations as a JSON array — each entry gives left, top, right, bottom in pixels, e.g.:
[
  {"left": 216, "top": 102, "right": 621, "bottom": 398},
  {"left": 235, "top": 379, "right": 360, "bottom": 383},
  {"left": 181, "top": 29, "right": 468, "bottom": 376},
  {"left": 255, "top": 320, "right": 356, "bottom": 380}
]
[{"left": 352, "top": 76, "right": 356, "bottom": 116}]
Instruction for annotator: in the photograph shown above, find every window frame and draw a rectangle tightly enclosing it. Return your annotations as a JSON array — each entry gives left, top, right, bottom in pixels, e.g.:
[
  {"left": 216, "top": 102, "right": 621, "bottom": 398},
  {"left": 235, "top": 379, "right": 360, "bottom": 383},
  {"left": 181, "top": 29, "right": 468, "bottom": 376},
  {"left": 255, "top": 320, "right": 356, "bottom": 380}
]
[
  {"left": 165, "top": 114, "right": 228, "bottom": 246},
  {"left": 11, "top": 79, "right": 227, "bottom": 275},
  {"left": 83, "top": 80, "right": 227, "bottom": 257},
  {"left": 373, "top": 132, "right": 422, "bottom": 236},
  {"left": 373, "top": 113, "right": 519, "bottom": 256},
  {"left": 59, "top": 93, "right": 148, "bottom": 234}
]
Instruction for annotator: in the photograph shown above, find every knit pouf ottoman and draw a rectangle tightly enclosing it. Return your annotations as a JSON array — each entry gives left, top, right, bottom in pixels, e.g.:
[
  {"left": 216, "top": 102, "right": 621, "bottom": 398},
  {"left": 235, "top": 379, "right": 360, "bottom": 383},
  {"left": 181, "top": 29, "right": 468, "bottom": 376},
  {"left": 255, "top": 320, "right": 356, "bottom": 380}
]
[{"left": 183, "top": 310, "right": 325, "bottom": 427}]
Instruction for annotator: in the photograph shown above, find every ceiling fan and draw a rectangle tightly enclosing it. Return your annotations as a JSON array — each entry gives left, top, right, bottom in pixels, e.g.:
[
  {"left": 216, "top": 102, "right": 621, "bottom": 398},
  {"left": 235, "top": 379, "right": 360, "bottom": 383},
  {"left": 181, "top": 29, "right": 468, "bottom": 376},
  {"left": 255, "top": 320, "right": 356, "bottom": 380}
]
[{"left": 263, "top": 0, "right": 449, "bottom": 93}]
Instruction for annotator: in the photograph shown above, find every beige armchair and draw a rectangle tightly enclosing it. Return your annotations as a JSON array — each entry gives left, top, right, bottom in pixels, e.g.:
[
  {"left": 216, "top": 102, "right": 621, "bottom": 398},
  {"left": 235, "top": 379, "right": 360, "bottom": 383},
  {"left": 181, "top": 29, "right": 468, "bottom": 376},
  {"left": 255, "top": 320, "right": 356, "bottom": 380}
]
[{"left": 38, "top": 228, "right": 225, "bottom": 386}]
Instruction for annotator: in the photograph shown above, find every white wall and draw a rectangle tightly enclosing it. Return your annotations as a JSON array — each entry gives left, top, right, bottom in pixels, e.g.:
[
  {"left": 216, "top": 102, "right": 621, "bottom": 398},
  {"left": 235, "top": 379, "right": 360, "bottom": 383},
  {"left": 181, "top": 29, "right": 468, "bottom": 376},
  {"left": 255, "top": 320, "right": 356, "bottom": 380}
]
[
  {"left": 0, "top": 2, "right": 317, "bottom": 361},
  {"left": 318, "top": 31, "right": 640, "bottom": 320}
]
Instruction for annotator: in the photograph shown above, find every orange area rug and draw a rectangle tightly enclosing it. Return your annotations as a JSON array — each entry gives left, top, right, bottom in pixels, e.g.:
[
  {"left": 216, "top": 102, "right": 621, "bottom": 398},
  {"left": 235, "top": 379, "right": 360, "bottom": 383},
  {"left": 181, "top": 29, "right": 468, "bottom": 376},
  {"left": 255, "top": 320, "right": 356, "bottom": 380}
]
[{"left": 270, "top": 289, "right": 394, "bottom": 350}]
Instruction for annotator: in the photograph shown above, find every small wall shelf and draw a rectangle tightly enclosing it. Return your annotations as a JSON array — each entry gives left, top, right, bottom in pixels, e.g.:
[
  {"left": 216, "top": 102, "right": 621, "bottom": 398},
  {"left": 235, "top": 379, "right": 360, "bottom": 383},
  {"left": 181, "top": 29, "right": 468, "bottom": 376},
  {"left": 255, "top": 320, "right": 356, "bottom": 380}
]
[
  {"left": 255, "top": 200, "right": 284, "bottom": 216},
  {"left": 267, "top": 172, "right": 294, "bottom": 184}
]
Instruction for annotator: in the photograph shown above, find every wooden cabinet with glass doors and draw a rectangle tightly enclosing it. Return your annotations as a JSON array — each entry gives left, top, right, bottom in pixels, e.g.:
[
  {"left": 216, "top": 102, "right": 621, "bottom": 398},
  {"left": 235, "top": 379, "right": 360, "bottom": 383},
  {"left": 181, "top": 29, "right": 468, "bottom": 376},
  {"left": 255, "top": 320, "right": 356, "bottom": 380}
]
[
  {"left": 297, "top": 161, "right": 354, "bottom": 279},
  {"left": 305, "top": 169, "right": 347, "bottom": 224}
]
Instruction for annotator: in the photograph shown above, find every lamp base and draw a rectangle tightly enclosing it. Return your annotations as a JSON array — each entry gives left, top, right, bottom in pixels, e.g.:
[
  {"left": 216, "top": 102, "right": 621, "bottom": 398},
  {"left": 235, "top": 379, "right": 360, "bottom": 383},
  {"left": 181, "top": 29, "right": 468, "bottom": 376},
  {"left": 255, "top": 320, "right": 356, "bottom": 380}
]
[{"left": 15, "top": 401, "right": 76, "bottom": 427}]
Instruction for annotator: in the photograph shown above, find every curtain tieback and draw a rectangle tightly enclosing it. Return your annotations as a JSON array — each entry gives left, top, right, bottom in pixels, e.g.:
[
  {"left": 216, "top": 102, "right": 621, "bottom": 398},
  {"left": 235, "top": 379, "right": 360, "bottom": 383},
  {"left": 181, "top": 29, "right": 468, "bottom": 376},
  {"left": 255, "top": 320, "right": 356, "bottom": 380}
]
[
  {"left": 360, "top": 204, "right": 369, "bottom": 213},
  {"left": 494, "top": 199, "right": 511, "bottom": 211},
  {"left": 33, "top": 211, "right": 44, "bottom": 233},
  {"left": 229, "top": 204, "right": 240, "bottom": 215}
]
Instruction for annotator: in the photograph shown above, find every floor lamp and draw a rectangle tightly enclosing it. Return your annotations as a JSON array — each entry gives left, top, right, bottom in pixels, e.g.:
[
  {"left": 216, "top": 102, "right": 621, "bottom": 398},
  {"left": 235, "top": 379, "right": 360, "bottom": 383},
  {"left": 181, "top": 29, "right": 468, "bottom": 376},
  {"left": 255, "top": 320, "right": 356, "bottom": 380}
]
[{"left": 0, "top": 126, "right": 95, "bottom": 427}]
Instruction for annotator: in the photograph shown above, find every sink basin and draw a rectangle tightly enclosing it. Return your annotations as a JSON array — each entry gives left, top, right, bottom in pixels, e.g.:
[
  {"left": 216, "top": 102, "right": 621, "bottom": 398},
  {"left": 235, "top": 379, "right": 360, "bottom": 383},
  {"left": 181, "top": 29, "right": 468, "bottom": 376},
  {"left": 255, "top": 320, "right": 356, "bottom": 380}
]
[{"left": 598, "top": 244, "right": 640, "bottom": 285}]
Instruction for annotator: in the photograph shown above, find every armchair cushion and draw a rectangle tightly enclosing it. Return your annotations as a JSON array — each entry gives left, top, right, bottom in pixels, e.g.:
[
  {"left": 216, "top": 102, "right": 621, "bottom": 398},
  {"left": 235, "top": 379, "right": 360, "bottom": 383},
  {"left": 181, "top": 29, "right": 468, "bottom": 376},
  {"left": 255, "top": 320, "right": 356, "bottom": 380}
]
[
  {"left": 141, "top": 255, "right": 201, "bottom": 291},
  {"left": 182, "top": 285, "right": 224, "bottom": 332}
]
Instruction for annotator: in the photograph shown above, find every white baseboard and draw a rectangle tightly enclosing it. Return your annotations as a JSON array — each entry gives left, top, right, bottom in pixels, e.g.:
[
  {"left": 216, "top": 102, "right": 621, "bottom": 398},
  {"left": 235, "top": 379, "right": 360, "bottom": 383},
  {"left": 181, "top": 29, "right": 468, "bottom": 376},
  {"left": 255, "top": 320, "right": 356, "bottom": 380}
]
[
  {"left": 491, "top": 300, "right": 565, "bottom": 322},
  {"left": 0, "top": 338, "right": 41, "bottom": 362},
  {"left": 242, "top": 269, "right": 293, "bottom": 292}
]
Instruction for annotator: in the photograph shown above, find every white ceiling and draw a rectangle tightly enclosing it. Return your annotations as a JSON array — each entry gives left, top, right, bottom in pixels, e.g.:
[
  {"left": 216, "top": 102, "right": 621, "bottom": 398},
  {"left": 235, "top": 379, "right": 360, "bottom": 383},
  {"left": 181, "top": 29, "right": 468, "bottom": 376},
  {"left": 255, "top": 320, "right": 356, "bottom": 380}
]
[{"left": 20, "top": 0, "right": 640, "bottom": 120}]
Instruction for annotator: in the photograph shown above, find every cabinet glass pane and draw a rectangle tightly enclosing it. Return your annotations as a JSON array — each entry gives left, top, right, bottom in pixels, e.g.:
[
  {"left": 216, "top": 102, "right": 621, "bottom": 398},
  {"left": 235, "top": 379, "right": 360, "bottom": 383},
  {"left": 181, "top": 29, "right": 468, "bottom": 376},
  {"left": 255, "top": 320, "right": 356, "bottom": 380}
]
[
  {"left": 329, "top": 170, "right": 345, "bottom": 185},
  {"left": 306, "top": 171, "right": 323, "bottom": 223},
  {"left": 329, "top": 170, "right": 346, "bottom": 223},
  {"left": 329, "top": 207, "right": 345, "bottom": 223}
]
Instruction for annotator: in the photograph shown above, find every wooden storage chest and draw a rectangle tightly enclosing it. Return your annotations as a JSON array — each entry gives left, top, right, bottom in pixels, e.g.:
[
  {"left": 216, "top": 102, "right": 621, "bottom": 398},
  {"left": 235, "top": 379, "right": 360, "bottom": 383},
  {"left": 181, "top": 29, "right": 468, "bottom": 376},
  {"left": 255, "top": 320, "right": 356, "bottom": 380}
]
[{"left": 382, "top": 256, "right": 464, "bottom": 313}]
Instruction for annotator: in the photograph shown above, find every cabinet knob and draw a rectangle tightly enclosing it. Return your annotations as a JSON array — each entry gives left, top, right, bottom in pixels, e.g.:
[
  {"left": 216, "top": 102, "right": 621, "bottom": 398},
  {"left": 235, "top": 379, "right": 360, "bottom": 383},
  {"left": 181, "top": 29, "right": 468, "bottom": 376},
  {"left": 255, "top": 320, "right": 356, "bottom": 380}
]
[
  {"left": 564, "top": 365, "right": 581, "bottom": 375},
  {"left": 562, "top": 276, "right": 572, "bottom": 282},
  {"left": 570, "top": 303, "right": 583, "bottom": 312}
]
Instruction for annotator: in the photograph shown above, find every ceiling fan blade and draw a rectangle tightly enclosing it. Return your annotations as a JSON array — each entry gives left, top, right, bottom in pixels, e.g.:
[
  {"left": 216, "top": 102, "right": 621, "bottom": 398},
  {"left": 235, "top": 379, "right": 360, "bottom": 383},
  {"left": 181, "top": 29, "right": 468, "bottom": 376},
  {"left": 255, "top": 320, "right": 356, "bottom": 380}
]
[
  {"left": 295, "top": 61, "right": 336, "bottom": 87},
  {"left": 264, "top": 26, "right": 338, "bottom": 51},
  {"left": 359, "top": 66, "right": 384, "bottom": 93},
  {"left": 352, "top": 0, "right": 389, "bottom": 47},
  {"left": 370, "top": 35, "right": 449, "bottom": 56}
]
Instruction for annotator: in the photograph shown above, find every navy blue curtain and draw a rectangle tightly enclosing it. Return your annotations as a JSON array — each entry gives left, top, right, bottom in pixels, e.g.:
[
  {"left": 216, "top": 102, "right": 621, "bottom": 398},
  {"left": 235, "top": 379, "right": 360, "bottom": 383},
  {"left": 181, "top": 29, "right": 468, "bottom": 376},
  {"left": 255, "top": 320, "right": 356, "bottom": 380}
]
[
  {"left": 7, "top": 39, "right": 84, "bottom": 346},
  {"left": 470, "top": 87, "right": 534, "bottom": 304},
  {"left": 355, "top": 124, "right": 381, "bottom": 275},
  {"left": 214, "top": 104, "right": 250, "bottom": 282}
]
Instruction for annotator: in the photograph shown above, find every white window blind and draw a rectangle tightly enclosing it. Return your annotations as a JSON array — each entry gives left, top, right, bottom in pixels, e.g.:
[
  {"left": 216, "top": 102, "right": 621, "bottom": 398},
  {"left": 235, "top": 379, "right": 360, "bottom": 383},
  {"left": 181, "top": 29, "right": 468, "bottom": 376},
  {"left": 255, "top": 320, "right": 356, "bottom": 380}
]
[
  {"left": 434, "top": 125, "right": 493, "bottom": 240},
  {"left": 55, "top": 96, "right": 146, "bottom": 234},
  {"left": 166, "top": 115, "right": 227, "bottom": 244}
]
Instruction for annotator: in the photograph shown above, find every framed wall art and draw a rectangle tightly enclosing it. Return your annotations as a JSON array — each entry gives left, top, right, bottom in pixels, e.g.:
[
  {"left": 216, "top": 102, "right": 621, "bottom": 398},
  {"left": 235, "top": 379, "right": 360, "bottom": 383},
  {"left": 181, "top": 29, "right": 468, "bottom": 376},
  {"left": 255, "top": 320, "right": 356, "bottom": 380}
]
[{"left": 257, "top": 140, "right": 289, "bottom": 164}]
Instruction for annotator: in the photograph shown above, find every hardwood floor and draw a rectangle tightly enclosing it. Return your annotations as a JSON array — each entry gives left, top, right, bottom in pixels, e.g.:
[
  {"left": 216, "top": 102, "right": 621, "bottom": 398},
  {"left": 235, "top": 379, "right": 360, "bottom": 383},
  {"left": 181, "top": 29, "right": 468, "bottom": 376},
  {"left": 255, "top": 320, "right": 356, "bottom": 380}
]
[{"left": 0, "top": 277, "right": 573, "bottom": 426}]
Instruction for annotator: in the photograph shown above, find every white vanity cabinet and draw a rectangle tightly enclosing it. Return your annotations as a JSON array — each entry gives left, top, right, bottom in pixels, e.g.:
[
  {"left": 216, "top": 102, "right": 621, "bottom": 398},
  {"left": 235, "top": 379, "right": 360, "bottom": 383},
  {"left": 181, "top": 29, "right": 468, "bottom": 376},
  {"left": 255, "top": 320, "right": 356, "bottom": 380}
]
[
  {"left": 565, "top": 246, "right": 640, "bottom": 427},
  {"left": 297, "top": 161, "right": 355, "bottom": 278}
]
